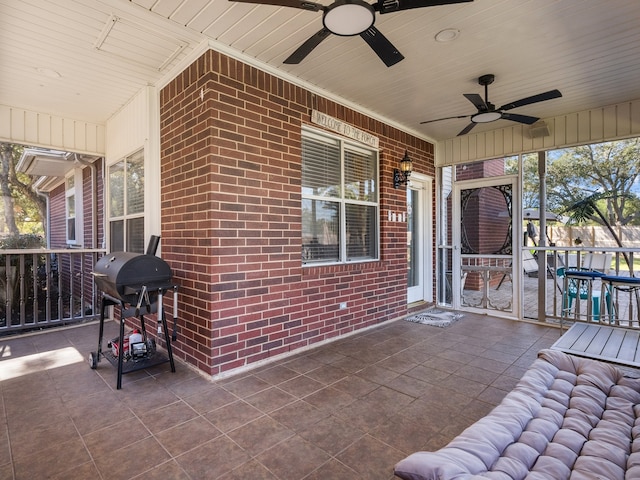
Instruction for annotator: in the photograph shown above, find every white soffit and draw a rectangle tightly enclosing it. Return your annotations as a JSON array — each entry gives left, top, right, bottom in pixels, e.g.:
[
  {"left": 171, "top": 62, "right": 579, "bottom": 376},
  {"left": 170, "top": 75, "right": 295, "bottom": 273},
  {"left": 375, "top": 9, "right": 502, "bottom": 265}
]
[{"left": 17, "top": 148, "right": 73, "bottom": 177}]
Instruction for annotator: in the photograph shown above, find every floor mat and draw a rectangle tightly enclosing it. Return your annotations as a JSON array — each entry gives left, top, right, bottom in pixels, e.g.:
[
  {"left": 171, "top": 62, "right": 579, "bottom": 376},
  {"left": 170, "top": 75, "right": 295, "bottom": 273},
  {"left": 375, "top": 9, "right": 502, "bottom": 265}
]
[{"left": 405, "top": 308, "right": 464, "bottom": 327}]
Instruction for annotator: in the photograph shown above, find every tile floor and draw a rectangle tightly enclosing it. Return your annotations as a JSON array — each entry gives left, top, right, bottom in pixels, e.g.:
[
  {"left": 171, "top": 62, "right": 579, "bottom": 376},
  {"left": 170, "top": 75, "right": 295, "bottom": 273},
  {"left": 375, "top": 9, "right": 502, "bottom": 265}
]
[{"left": 0, "top": 312, "right": 560, "bottom": 480}]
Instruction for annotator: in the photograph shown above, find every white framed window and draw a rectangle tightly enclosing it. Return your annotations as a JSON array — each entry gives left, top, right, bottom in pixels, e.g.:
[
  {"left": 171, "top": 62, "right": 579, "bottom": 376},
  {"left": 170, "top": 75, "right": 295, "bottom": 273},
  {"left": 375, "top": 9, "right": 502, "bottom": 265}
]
[
  {"left": 108, "top": 149, "right": 145, "bottom": 253},
  {"left": 65, "top": 172, "right": 83, "bottom": 246},
  {"left": 301, "top": 127, "right": 379, "bottom": 265}
]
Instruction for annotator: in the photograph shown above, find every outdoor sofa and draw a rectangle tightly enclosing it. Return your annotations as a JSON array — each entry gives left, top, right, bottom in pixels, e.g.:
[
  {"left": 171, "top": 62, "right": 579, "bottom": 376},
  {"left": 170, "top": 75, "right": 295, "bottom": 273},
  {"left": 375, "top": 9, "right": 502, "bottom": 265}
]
[{"left": 394, "top": 349, "right": 640, "bottom": 480}]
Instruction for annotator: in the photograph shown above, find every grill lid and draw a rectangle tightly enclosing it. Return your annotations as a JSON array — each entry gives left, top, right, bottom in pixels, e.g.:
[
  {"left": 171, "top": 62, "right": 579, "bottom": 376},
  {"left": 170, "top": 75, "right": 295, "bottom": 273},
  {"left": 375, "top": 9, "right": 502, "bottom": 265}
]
[{"left": 93, "top": 252, "right": 172, "bottom": 301}]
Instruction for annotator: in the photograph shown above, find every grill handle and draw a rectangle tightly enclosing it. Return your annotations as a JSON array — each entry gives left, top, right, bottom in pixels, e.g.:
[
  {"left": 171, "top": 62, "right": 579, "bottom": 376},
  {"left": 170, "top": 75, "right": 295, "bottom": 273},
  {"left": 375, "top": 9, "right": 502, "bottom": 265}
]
[
  {"left": 146, "top": 235, "right": 161, "bottom": 256},
  {"left": 172, "top": 286, "right": 179, "bottom": 341},
  {"left": 157, "top": 289, "right": 163, "bottom": 335}
]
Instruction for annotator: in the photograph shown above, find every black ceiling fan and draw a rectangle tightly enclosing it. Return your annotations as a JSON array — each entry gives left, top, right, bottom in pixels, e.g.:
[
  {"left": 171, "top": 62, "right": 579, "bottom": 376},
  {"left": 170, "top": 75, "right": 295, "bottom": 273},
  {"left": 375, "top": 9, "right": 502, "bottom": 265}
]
[
  {"left": 229, "top": 0, "right": 473, "bottom": 67},
  {"left": 420, "top": 74, "right": 562, "bottom": 136}
]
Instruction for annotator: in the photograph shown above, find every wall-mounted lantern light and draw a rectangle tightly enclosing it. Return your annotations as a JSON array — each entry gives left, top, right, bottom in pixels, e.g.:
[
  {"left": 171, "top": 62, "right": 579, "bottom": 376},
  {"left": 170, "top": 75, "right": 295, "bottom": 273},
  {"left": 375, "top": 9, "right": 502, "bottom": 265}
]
[{"left": 393, "top": 150, "right": 412, "bottom": 189}]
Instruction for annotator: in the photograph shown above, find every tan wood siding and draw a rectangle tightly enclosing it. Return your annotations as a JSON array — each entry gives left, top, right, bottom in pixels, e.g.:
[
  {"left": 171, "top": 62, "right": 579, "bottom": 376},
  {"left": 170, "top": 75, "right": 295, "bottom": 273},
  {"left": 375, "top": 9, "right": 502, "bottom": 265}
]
[{"left": 105, "top": 88, "right": 151, "bottom": 162}]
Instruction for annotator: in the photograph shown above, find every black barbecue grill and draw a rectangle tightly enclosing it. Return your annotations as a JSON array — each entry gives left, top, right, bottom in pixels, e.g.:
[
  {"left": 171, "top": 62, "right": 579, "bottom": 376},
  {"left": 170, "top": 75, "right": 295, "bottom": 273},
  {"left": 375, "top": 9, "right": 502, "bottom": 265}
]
[
  {"left": 90, "top": 236, "right": 178, "bottom": 389},
  {"left": 93, "top": 252, "right": 173, "bottom": 304}
]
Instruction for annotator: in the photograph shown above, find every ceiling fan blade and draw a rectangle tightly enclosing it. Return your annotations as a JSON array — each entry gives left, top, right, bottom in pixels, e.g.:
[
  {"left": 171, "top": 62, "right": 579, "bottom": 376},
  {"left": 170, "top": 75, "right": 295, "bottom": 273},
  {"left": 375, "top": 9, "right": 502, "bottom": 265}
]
[
  {"left": 457, "top": 122, "right": 477, "bottom": 136},
  {"left": 463, "top": 93, "right": 488, "bottom": 112},
  {"left": 420, "top": 114, "right": 469, "bottom": 125},
  {"left": 501, "top": 112, "right": 539, "bottom": 125},
  {"left": 499, "top": 89, "right": 562, "bottom": 111},
  {"left": 376, "top": 0, "right": 472, "bottom": 14},
  {"left": 229, "top": 0, "right": 324, "bottom": 11},
  {"left": 360, "top": 27, "right": 404, "bottom": 67},
  {"left": 283, "top": 28, "right": 331, "bottom": 64}
]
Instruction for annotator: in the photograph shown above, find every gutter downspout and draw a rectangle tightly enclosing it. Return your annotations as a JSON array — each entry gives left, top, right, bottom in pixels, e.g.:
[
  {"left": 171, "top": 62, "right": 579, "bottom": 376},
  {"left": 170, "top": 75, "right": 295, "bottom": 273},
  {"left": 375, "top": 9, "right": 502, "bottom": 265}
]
[
  {"left": 102, "top": 158, "right": 106, "bottom": 249},
  {"left": 74, "top": 154, "right": 98, "bottom": 249},
  {"left": 35, "top": 189, "right": 50, "bottom": 249}
]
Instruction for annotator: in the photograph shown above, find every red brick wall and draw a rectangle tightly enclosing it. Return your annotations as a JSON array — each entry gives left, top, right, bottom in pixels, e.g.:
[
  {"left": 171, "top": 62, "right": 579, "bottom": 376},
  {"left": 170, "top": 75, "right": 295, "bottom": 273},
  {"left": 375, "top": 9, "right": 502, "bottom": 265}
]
[
  {"left": 49, "top": 184, "right": 66, "bottom": 248},
  {"left": 160, "top": 50, "right": 435, "bottom": 376},
  {"left": 81, "top": 159, "right": 104, "bottom": 249}
]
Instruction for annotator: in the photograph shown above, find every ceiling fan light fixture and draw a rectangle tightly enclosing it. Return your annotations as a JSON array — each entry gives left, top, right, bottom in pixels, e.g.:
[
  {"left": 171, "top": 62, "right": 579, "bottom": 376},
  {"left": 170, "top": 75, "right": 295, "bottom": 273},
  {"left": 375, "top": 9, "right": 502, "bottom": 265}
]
[
  {"left": 471, "top": 111, "right": 502, "bottom": 123},
  {"left": 323, "top": 0, "right": 375, "bottom": 36}
]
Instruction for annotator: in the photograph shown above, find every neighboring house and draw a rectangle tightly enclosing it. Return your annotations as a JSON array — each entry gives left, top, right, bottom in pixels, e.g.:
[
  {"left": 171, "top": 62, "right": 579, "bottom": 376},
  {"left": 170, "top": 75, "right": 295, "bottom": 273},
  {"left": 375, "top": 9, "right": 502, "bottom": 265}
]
[
  {"left": 17, "top": 148, "right": 104, "bottom": 251},
  {"left": 13, "top": 149, "right": 105, "bottom": 324}
]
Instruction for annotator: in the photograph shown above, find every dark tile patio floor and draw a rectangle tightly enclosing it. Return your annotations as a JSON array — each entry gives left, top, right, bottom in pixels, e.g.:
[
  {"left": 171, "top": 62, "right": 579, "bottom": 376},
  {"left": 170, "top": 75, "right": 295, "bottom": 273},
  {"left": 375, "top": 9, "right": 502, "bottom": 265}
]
[{"left": 0, "top": 312, "right": 560, "bottom": 479}]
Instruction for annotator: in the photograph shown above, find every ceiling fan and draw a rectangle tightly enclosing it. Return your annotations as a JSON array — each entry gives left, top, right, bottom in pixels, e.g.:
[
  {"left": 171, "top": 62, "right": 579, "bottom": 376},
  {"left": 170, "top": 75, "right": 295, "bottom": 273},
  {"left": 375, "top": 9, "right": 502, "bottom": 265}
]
[
  {"left": 229, "top": 0, "right": 473, "bottom": 67},
  {"left": 420, "top": 74, "right": 563, "bottom": 136}
]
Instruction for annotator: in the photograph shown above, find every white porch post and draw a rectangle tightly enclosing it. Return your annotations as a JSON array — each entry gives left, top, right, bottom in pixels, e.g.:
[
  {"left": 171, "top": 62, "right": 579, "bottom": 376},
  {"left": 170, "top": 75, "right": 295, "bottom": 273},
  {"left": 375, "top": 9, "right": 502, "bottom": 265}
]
[{"left": 538, "top": 151, "right": 548, "bottom": 322}]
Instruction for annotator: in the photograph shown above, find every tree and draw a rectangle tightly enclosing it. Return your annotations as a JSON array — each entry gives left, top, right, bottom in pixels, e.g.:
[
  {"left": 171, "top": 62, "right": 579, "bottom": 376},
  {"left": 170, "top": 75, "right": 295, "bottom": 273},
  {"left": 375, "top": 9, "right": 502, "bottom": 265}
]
[
  {"left": 564, "top": 191, "right": 632, "bottom": 270},
  {"left": 0, "top": 144, "right": 18, "bottom": 235},
  {"left": 546, "top": 139, "right": 640, "bottom": 226},
  {"left": 505, "top": 153, "right": 547, "bottom": 209},
  {"left": 0, "top": 143, "right": 46, "bottom": 237}
]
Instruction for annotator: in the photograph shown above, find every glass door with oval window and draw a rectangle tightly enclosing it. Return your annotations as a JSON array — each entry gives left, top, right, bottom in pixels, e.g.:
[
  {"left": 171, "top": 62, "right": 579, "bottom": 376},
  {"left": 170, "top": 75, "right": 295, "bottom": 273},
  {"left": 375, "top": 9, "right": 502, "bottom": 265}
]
[
  {"left": 452, "top": 174, "right": 519, "bottom": 317},
  {"left": 407, "top": 175, "right": 433, "bottom": 304}
]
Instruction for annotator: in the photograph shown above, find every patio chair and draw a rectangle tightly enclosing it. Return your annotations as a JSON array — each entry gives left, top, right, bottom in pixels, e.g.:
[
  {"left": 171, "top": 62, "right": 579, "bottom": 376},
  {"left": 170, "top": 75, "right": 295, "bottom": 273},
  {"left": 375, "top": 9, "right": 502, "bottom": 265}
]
[
  {"left": 558, "top": 253, "right": 612, "bottom": 323},
  {"left": 496, "top": 250, "right": 538, "bottom": 290},
  {"left": 523, "top": 250, "right": 539, "bottom": 276},
  {"left": 582, "top": 252, "right": 612, "bottom": 273},
  {"left": 601, "top": 274, "right": 640, "bottom": 327},
  {"left": 445, "top": 271, "right": 468, "bottom": 303}
]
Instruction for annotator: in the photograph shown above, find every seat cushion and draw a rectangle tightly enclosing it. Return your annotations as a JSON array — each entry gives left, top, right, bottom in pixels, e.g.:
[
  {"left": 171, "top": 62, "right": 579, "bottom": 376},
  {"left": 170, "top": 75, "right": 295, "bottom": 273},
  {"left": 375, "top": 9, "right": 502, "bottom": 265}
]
[{"left": 394, "top": 349, "right": 640, "bottom": 480}]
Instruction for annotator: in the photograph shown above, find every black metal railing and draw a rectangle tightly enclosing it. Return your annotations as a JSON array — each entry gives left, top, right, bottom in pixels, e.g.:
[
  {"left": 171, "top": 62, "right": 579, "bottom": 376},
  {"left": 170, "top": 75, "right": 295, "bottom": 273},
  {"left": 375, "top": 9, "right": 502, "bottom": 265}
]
[{"left": 0, "top": 248, "right": 105, "bottom": 335}]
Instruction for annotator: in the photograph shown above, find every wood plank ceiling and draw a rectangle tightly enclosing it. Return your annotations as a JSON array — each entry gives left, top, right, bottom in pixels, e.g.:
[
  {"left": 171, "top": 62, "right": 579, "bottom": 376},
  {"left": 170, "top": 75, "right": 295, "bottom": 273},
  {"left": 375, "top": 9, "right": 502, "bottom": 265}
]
[{"left": 1, "top": 0, "right": 639, "bottom": 142}]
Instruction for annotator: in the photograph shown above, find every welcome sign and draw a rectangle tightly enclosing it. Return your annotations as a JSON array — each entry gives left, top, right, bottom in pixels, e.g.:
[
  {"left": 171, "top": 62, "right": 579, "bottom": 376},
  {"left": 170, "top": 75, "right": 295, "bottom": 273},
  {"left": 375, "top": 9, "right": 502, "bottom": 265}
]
[{"left": 311, "top": 110, "right": 379, "bottom": 149}]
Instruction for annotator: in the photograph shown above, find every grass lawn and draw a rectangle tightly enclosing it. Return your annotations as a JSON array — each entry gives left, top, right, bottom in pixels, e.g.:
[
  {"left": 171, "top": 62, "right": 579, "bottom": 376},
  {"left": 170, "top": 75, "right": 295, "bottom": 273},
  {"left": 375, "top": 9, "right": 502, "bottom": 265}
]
[{"left": 613, "top": 256, "right": 640, "bottom": 272}]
